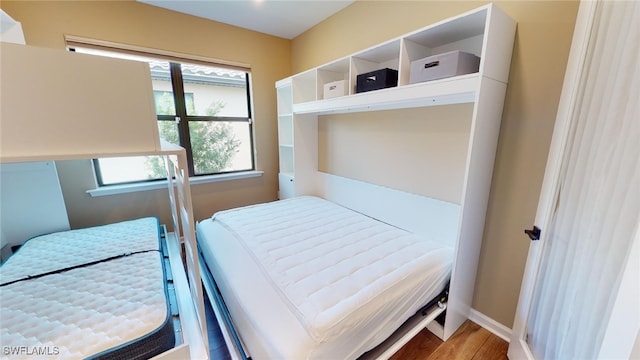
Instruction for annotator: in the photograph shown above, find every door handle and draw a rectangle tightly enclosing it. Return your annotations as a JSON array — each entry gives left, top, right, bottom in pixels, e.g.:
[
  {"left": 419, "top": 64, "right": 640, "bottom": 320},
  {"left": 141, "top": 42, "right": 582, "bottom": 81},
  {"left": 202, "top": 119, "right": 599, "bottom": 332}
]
[{"left": 524, "top": 226, "right": 541, "bottom": 241}]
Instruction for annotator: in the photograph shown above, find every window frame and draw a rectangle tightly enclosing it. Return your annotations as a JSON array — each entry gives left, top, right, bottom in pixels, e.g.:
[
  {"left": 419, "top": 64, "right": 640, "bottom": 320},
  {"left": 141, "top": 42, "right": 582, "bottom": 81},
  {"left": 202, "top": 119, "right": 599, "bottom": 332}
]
[
  {"left": 67, "top": 39, "right": 256, "bottom": 186},
  {"left": 164, "top": 62, "right": 256, "bottom": 177}
]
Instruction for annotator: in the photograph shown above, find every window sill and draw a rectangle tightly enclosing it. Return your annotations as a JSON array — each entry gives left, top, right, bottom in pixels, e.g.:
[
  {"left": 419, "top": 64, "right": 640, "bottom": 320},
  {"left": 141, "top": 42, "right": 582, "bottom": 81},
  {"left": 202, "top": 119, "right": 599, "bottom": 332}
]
[{"left": 87, "top": 170, "right": 264, "bottom": 197}]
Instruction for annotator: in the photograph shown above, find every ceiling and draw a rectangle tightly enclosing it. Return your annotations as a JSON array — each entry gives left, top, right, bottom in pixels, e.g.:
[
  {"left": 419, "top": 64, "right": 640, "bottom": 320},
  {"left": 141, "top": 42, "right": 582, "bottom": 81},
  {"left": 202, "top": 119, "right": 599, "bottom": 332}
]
[{"left": 138, "top": 0, "right": 355, "bottom": 39}]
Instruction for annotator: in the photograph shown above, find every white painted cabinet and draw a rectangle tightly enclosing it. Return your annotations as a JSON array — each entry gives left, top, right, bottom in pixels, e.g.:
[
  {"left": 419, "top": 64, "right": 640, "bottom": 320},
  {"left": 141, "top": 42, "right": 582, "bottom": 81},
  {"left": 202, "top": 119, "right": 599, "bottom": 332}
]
[{"left": 276, "top": 3, "right": 516, "bottom": 341}]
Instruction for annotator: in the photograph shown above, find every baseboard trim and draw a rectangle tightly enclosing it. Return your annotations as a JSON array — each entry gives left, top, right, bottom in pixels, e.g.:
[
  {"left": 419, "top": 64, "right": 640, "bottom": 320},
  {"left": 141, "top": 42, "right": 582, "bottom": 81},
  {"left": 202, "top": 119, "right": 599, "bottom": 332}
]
[{"left": 468, "top": 309, "right": 512, "bottom": 342}]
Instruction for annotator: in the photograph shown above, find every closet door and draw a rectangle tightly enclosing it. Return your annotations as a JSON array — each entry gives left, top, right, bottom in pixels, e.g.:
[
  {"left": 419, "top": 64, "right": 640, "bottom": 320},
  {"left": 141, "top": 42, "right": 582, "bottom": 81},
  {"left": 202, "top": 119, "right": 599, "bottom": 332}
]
[{"left": 508, "top": 1, "right": 640, "bottom": 359}]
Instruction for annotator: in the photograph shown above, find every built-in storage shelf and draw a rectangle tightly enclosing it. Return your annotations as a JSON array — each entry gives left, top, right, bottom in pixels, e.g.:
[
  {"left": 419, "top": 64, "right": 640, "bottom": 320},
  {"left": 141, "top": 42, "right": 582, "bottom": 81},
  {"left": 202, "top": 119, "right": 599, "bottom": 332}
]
[
  {"left": 276, "top": 83, "right": 293, "bottom": 115},
  {"left": 276, "top": 78, "right": 295, "bottom": 199},
  {"left": 289, "top": 4, "right": 496, "bottom": 111},
  {"left": 277, "top": 3, "right": 517, "bottom": 200},
  {"left": 292, "top": 70, "right": 317, "bottom": 104},
  {"left": 277, "top": 115, "right": 293, "bottom": 145},
  {"left": 279, "top": 145, "right": 294, "bottom": 174},
  {"left": 293, "top": 73, "right": 478, "bottom": 115},
  {"left": 350, "top": 39, "right": 401, "bottom": 92}
]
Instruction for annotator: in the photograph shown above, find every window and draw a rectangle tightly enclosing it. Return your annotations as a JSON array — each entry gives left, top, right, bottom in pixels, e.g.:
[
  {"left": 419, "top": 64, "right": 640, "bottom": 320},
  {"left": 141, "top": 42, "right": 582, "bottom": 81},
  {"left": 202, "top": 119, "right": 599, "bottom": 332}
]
[{"left": 70, "top": 45, "right": 255, "bottom": 185}]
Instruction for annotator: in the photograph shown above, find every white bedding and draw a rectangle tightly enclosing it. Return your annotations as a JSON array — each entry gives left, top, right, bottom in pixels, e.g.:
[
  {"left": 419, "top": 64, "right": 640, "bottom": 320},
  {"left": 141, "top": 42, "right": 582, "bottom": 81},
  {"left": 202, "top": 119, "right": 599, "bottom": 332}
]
[
  {"left": 197, "top": 196, "right": 453, "bottom": 359},
  {"left": 0, "top": 217, "right": 171, "bottom": 360}
]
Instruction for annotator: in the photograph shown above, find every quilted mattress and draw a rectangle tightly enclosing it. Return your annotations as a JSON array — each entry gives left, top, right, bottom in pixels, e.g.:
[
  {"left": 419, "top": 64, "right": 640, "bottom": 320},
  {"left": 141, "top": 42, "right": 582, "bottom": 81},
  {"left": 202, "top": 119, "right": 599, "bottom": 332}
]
[
  {"left": 197, "top": 196, "right": 453, "bottom": 359},
  {"left": 0, "top": 217, "right": 175, "bottom": 360}
]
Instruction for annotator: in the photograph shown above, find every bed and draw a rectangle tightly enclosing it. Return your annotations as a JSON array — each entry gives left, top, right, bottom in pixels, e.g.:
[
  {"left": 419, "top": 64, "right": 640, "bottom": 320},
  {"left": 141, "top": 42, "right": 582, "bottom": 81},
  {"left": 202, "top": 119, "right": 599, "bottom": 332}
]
[
  {"left": 1, "top": 39, "right": 208, "bottom": 359},
  {"left": 197, "top": 195, "right": 454, "bottom": 359},
  {"left": 0, "top": 217, "right": 178, "bottom": 359}
]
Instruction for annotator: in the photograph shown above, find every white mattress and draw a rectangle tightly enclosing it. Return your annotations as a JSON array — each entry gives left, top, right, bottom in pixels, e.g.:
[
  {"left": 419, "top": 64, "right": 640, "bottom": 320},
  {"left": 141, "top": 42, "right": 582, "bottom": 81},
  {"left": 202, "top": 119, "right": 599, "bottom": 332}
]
[
  {"left": 197, "top": 196, "right": 453, "bottom": 359},
  {"left": 0, "top": 217, "right": 172, "bottom": 360}
]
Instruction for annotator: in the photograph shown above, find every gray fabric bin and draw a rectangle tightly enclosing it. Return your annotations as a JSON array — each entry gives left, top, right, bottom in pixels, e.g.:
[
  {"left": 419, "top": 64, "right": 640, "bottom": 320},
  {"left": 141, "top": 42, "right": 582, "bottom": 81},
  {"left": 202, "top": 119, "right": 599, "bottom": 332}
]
[{"left": 409, "top": 50, "right": 480, "bottom": 84}]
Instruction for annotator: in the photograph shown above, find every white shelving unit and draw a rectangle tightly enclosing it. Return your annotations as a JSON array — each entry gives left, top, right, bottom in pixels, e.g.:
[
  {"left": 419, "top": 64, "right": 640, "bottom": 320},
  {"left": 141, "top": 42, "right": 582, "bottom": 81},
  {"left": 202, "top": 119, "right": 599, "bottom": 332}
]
[
  {"left": 276, "top": 74, "right": 320, "bottom": 200},
  {"left": 276, "top": 2, "right": 516, "bottom": 344},
  {"left": 276, "top": 79, "right": 294, "bottom": 199}
]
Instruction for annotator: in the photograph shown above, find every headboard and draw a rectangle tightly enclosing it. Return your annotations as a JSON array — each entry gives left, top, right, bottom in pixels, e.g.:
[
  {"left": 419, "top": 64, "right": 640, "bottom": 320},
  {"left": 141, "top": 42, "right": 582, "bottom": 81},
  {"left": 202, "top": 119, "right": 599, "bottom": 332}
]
[{"left": 317, "top": 172, "right": 461, "bottom": 248}]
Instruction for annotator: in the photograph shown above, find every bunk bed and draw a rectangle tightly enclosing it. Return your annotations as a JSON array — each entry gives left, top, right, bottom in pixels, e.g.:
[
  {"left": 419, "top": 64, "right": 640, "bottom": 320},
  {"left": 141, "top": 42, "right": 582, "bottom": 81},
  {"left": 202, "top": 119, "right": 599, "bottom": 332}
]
[
  {"left": 1, "top": 217, "right": 176, "bottom": 359},
  {"left": 0, "top": 37, "right": 208, "bottom": 359}
]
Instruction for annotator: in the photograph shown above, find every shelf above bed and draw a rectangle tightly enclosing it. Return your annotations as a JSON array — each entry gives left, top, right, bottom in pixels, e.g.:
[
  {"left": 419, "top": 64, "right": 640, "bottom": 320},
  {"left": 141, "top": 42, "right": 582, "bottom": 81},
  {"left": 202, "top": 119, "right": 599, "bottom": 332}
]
[{"left": 292, "top": 73, "right": 478, "bottom": 115}]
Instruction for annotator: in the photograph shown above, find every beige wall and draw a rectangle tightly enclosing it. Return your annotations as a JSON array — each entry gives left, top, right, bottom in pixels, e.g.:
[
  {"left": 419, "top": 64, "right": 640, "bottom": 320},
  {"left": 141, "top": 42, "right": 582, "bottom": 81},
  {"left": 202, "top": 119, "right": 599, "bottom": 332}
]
[
  {"left": 293, "top": 0, "right": 579, "bottom": 328},
  {"left": 0, "top": 1, "right": 291, "bottom": 228},
  {"left": 318, "top": 105, "right": 474, "bottom": 204}
]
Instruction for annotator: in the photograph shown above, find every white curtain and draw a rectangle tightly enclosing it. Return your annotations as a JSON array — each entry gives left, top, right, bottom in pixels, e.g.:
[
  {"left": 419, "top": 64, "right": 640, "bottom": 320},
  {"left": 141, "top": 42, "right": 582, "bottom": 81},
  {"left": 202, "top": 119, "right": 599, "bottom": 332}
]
[{"left": 526, "top": 1, "right": 640, "bottom": 359}]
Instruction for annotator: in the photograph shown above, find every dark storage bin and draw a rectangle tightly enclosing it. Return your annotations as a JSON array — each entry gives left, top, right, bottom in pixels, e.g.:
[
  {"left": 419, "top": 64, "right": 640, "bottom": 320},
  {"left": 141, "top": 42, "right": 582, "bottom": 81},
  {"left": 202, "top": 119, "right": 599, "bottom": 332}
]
[{"left": 356, "top": 68, "right": 398, "bottom": 93}]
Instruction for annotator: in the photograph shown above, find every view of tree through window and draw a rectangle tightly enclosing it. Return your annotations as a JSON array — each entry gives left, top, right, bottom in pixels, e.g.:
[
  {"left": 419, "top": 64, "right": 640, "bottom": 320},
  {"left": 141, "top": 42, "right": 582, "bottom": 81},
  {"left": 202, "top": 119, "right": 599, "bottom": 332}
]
[
  {"left": 147, "top": 90, "right": 241, "bottom": 177},
  {"left": 70, "top": 45, "right": 254, "bottom": 185}
]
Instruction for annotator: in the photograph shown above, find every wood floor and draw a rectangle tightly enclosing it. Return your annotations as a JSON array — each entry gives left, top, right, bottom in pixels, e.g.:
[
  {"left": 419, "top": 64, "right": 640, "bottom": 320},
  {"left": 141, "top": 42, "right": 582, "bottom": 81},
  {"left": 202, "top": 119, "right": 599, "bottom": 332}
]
[
  {"left": 205, "top": 294, "right": 508, "bottom": 360},
  {"left": 391, "top": 320, "right": 509, "bottom": 360}
]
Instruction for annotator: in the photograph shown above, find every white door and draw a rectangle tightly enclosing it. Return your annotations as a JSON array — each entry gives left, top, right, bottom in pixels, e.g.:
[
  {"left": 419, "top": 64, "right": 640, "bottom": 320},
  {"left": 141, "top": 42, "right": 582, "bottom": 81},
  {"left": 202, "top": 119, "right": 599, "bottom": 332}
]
[{"left": 508, "top": 1, "right": 640, "bottom": 359}]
